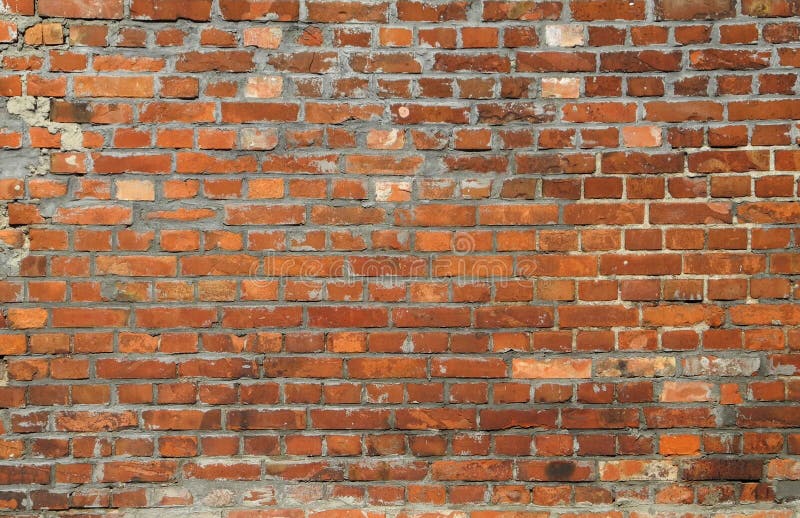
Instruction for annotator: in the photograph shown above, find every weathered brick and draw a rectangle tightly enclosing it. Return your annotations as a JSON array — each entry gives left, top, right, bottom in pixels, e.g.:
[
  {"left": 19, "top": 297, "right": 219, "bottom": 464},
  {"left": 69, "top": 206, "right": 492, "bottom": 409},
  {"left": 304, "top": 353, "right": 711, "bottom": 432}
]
[
  {"left": 131, "top": 0, "right": 212, "bottom": 20},
  {"left": 683, "top": 459, "right": 764, "bottom": 481},
  {"left": 656, "top": 0, "right": 736, "bottom": 20},
  {"left": 600, "top": 460, "right": 678, "bottom": 481},
  {"left": 39, "top": 0, "right": 123, "bottom": 19},
  {"left": 243, "top": 27, "right": 283, "bottom": 48},
  {"left": 512, "top": 359, "right": 592, "bottom": 379},
  {"left": 431, "top": 460, "right": 511, "bottom": 481},
  {"left": 0, "top": 1, "right": 796, "bottom": 514}
]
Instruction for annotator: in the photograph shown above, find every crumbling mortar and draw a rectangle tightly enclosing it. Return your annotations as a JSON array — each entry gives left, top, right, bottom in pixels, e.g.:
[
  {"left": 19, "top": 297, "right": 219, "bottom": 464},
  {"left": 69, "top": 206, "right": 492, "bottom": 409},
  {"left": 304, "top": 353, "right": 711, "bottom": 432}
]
[
  {"left": 7, "top": 95, "right": 83, "bottom": 152},
  {"left": 0, "top": 201, "right": 31, "bottom": 278},
  {"left": 0, "top": 78, "right": 79, "bottom": 280}
]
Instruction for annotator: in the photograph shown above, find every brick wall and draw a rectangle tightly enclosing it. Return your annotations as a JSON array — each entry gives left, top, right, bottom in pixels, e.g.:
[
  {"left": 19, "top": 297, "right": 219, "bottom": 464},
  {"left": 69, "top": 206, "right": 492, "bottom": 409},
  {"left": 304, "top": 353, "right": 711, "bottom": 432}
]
[{"left": 1, "top": 0, "right": 800, "bottom": 515}]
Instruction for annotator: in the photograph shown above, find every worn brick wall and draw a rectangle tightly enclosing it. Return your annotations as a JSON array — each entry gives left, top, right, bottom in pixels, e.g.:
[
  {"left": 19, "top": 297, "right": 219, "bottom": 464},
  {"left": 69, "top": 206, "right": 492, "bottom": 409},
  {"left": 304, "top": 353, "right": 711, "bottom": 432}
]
[{"left": 1, "top": 0, "right": 800, "bottom": 515}]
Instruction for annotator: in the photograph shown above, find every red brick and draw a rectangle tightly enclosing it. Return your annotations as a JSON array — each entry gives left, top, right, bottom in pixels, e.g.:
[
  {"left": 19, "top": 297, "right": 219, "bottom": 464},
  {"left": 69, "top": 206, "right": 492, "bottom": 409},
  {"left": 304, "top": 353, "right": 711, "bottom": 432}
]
[
  {"left": 176, "top": 51, "right": 254, "bottom": 72},
  {"left": 131, "top": 0, "right": 212, "bottom": 20},
  {"left": 219, "top": 0, "right": 299, "bottom": 20},
  {"left": 39, "top": 0, "right": 123, "bottom": 18},
  {"left": 656, "top": 0, "right": 735, "bottom": 20},
  {"left": 482, "top": 1, "right": 562, "bottom": 20},
  {"left": 432, "top": 460, "right": 511, "bottom": 481},
  {"left": 0, "top": 2, "right": 796, "bottom": 513}
]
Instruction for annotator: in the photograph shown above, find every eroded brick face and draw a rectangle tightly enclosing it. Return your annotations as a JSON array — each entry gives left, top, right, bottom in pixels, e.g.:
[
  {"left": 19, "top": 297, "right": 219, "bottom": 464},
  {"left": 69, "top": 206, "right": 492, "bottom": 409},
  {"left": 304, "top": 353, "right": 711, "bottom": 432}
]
[{"left": 0, "top": 0, "right": 799, "bottom": 516}]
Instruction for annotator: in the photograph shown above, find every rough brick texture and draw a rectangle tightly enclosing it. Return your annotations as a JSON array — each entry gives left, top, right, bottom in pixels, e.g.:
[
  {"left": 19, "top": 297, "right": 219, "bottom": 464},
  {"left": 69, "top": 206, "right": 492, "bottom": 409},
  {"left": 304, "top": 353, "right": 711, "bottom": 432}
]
[{"left": 1, "top": 0, "right": 800, "bottom": 516}]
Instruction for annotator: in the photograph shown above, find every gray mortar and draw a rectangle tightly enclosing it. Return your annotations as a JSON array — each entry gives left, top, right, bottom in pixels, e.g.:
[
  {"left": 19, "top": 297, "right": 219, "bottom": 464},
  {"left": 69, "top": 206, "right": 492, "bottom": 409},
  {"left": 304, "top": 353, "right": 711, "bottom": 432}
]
[
  {"left": 6, "top": 95, "right": 83, "bottom": 151},
  {"left": 0, "top": 205, "right": 30, "bottom": 278},
  {"left": 776, "top": 481, "right": 800, "bottom": 503},
  {"left": 0, "top": 97, "right": 64, "bottom": 277},
  {"left": 0, "top": 98, "right": 41, "bottom": 178}
]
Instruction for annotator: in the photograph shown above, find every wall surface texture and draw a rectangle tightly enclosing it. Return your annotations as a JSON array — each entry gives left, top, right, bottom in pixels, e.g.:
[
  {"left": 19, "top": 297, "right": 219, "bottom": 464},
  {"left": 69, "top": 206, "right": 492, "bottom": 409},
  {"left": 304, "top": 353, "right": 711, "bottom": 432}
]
[{"left": 1, "top": 0, "right": 800, "bottom": 516}]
